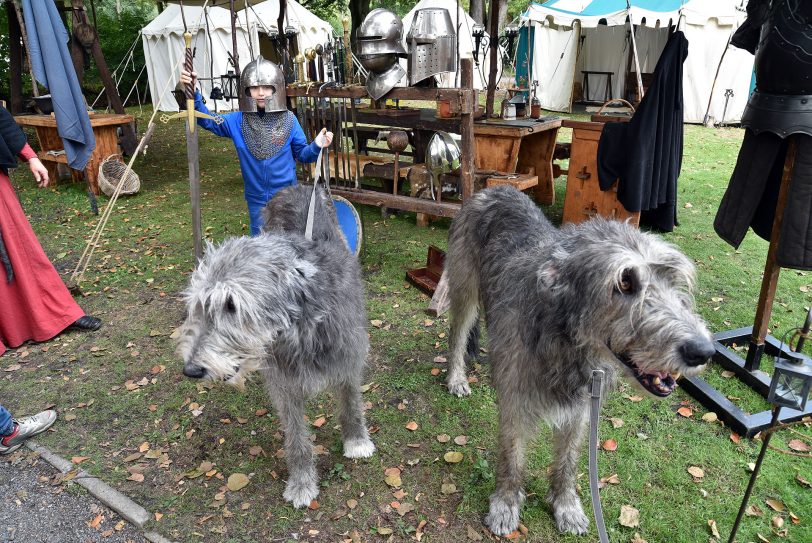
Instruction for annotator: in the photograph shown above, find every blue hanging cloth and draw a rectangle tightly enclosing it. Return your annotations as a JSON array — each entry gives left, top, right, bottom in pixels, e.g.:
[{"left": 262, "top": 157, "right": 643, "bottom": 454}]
[{"left": 22, "top": 0, "right": 95, "bottom": 171}]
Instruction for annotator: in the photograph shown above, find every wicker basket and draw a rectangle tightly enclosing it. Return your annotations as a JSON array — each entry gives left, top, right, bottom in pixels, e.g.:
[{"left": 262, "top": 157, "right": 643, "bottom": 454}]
[{"left": 98, "top": 154, "right": 140, "bottom": 197}]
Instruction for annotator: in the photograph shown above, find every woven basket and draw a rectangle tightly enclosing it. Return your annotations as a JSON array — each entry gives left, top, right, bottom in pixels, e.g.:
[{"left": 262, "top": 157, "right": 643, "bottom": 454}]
[{"left": 98, "top": 154, "right": 140, "bottom": 197}]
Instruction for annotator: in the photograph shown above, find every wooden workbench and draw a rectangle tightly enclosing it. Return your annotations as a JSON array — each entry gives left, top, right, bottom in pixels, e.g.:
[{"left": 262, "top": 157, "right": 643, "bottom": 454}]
[
  {"left": 473, "top": 117, "right": 562, "bottom": 204},
  {"left": 14, "top": 113, "right": 134, "bottom": 195}
]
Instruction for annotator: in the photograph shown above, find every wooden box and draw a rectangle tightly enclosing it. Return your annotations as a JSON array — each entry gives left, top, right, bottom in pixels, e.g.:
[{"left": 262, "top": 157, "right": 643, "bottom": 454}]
[
  {"left": 406, "top": 245, "right": 445, "bottom": 296},
  {"left": 486, "top": 172, "right": 538, "bottom": 191},
  {"left": 561, "top": 120, "right": 639, "bottom": 226}
]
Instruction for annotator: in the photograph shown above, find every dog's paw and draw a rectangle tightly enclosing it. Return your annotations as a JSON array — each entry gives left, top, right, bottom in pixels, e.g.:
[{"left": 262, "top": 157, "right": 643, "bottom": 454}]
[
  {"left": 447, "top": 377, "right": 471, "bottom": 397},
  {"left": 283, "top": 479, "right": 319, "bottom": 508},
  {"left": 552, "top": 499, "right": 589, "bottom": 535},
  {"left": 485, "top": 495, "right": 520, "bottom": 537},
  {"left": 343, "top": 437, "right": 375, "bottom": 459}
]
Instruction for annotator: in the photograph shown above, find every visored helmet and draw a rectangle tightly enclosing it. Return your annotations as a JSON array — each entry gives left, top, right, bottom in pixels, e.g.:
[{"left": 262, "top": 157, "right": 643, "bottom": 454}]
[
  {"left": 407, "top": 8, "right": 457, "bottom": 85},
  {"left": 356, "top": 9, "right": 407, "bottom": 58},
  {"left": 240, "top": 55, "right": 286, "bottom": 113}
]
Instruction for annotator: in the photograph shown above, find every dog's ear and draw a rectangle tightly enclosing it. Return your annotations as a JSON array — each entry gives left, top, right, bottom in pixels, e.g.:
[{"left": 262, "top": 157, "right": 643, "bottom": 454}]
[{"left": 537, "top": 247, "right": 568, "bottom": 289}]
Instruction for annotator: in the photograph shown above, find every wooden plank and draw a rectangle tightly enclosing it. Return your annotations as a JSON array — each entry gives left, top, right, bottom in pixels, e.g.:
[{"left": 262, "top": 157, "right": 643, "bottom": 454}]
[
  {"left": 15, "top": 113, "right": 135, "bottom": 128},
  {"left": 287, "top": 85, "right": 475, "bottom": 109},
  {"left": 460, "top": 58, "right": 475, "bottom": 200},
  {"left": 330, "top": 187, "right": 461, "bottom": 218}
]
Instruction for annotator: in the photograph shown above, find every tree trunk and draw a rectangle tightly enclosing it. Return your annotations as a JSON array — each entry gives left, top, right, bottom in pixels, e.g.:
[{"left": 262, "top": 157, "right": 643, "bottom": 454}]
[
  {"left": 349, "top": 0, "right": 372, "bottom": 47},
  {"left": 7, "top": 1, "right": 23, "bottom": 113},
  {"left": 469, "top": 0, "right": 484, "bottom": 25}
]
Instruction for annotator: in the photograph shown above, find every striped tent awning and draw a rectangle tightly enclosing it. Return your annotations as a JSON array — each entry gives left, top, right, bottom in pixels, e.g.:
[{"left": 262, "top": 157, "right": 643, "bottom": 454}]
[{"left": 523, "top": 0, "right": 686, "bottom": 28}]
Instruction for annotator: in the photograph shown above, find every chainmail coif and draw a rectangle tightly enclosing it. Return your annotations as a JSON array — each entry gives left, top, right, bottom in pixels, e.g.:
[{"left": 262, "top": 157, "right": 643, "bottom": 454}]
[{"left": 241, "top": 111, "right": 294, "bottom": 160}]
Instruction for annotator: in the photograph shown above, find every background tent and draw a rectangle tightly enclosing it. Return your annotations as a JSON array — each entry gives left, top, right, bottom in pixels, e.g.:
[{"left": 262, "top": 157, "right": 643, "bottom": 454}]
[
  {"left": 141, "top": 4, "right": 258, "bottom": 112},
  {"left": 240, "top": 0, "right": 333, "bottom": 81},
  {"left": 398, "top": 0, "right": 503, "bottom": 90},
  {"left": 521, "top": 0, "right": 752, "bottom": 124}
]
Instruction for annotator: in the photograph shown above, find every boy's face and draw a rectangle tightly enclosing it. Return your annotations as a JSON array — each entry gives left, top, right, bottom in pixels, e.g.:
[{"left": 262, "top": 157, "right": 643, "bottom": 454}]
[{"left": 249, "top": 85, "right": 275, "bottom": 109}]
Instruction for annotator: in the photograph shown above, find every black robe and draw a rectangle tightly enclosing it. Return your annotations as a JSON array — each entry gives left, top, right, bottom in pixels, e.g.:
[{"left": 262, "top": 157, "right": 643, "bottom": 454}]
[{"left": 596, "top": 31, "right": 688, "bottom": 232}]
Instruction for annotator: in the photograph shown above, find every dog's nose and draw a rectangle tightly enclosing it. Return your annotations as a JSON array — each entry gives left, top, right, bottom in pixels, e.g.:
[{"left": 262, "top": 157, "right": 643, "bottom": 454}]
[
  {"left": 679, "top": 338, "right": 715, "bottom": 367},
  {"left": 183, "top": 362, "right": 206, "bottom": 379}
]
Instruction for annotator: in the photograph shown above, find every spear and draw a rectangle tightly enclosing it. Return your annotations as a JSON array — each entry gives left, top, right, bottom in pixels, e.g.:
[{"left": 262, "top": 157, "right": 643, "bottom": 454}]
[{"left": 160, "top": 4, "right": 222, "bottom": 262}]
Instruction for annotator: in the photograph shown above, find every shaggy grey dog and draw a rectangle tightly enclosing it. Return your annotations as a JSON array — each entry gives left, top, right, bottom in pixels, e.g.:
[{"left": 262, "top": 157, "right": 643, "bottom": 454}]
[
  {"left": 445, "top": 186, "right": 714, "bottom": 536},
  {"left": 178, "top": 185, "right": 374, "bottom": 508}
]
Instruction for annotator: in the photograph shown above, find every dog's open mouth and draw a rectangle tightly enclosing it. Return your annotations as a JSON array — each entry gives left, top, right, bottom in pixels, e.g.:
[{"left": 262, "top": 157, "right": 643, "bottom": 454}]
[{"left": 617, "top": 353, "right": 677, "bottom": 397}]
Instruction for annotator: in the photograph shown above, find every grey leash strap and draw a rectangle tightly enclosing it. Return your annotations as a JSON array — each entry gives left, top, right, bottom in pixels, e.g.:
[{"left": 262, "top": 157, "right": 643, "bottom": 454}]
[
  {"left": 589, "top": 369, "right": 610, "bottom": 543},
  {"left": 305, "top": 146, "right": 325, "bottom": 241}
]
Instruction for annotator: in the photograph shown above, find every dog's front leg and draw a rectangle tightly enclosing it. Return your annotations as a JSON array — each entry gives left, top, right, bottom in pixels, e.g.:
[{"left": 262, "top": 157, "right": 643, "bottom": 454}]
[
  {"left": 485, "top": 408, "right": 529, "bottom": 536},
  {"left": 271, "top": 386, "right": 319, "bottom": 508},
  {"left": 547, "top": 410, "right": 590, "bottom": 535},
  {"left": 335, "top": 379, "right": 375, "bottom": 458}
]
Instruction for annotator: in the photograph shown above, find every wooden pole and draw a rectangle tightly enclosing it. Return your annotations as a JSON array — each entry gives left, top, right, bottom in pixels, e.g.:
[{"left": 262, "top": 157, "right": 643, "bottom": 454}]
[
  {"left": 460, "top": 58, "right": 475, "bottom": 200},
  {"left": 485, "top": 0, "right": 502, "bottom": 118},
  {"left": 744, "top": 137, "right": 798, "bottom": 372},
  {"left": 626, "top": 2, "right": 644, "bottom": 101},
  {"left": 11, "top": 0, "right": 40, "bottom": 97},
  {"left": 6, "top": 1, "right": 24, "bottom": 113}
]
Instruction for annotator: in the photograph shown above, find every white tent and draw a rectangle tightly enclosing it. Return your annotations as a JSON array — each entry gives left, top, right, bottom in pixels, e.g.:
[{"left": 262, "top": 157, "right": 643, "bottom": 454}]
[
  {"left": 239, "top": 0, "right": 333, "bottom": 74},
  {"left": 141, "top": 4, "right": 258, "bottom": 112},
  {"left": 522, "top": 0, "right": 753, "bottom": 124},
  {"left": 398, "top": 0, "right": 503, "bottom": 90}
]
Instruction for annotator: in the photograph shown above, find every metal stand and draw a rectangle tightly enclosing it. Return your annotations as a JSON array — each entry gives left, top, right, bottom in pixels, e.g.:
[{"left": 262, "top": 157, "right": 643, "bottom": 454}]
[{"left": 682, "top": 136, "right": 812, "bottom": 437}]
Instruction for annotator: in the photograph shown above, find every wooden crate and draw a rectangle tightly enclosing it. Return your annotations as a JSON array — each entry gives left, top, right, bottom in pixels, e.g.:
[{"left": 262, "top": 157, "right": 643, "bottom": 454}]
[
  {"left": 405, "top": 245, "right": 445, "bottom": 296},
  {"left": 486, "top": 172, "right": 538, "bottom": 191},
  {"left": 561, "top": 120, "right": 639, "bottom": 226}
]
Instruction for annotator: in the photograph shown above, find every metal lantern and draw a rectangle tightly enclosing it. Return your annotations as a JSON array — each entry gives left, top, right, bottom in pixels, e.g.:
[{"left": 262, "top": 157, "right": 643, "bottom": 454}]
[
  {"left": 503, "top": 25, "right": 519, "bottom": 61},
  {"left": 220, "top": 70, "right": 240, "bottom": 101},
  {"left": 767, "top": 351, "right": 812, "bottom": 411}
]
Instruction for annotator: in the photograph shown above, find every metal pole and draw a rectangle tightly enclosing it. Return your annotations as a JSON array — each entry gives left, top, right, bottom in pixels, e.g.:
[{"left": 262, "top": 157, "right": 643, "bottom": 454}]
[{"left": 728, "top": 406, "right": 782, "bottom": 543}]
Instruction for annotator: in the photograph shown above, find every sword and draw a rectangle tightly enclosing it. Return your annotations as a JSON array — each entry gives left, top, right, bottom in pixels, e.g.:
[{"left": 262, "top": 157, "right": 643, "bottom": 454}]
[{"left": 159, "top": 24, "right": 223, "bottom": 262}]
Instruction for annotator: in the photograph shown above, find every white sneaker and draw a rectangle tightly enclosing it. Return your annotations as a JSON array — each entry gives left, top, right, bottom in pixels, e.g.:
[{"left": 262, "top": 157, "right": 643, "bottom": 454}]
[{"left": 0, "top": 410, "right": 57, "bottom": 455}]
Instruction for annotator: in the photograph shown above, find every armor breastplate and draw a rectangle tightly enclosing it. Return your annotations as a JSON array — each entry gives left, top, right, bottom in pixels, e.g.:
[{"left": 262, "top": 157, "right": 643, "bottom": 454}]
[{"left": 754, "top": 0, "right": 812, "bottom": 95}]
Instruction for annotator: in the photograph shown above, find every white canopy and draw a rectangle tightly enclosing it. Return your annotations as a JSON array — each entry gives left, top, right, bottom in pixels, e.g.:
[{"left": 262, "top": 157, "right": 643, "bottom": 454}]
[
  {"left": 522, "top": 0, "right": 752, "bottom": 124},
  {"left": 239, "top": 0, "right": 333, "bottom": 53},
  {"left": 398, "top": 0, "right": 503, "bottom": 90},
  {"left": 141, "top": 4, "right": 258, "bottom": 112}
]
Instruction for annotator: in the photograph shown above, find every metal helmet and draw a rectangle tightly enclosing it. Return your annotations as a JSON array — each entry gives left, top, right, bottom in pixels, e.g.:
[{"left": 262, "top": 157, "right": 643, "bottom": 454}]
[
  {"left": 240, "top": 55, "right": 286, "bottom": 113},
  {"left": 407, "top": 8, "right": 457, "bottom": 85},
  {"left": 426, "top": 131, "right": 460, "bottom": 199},
  {"left": 356, "top": 8, "right": 407, "bottom": 58}
]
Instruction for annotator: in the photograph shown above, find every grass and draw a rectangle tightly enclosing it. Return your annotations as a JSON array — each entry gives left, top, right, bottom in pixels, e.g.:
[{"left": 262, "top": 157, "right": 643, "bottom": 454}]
[{"left": 1, "top": 104, "right": 811, "bottom": 543}]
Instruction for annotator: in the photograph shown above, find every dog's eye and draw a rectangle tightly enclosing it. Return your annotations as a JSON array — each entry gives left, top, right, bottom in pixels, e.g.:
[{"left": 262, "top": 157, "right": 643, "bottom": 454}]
[
  {"left": 225, "top": 296, "right": 237, "bottom": 314},
  {"left": 618, "top": 269, "right": 637, "bottom": 295}
]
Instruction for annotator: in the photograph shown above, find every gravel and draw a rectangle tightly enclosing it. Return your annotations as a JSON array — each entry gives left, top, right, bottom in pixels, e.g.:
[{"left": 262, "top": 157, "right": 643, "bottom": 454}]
[{"left": 0, "top": 450, "right": 147, "bottom": 543}]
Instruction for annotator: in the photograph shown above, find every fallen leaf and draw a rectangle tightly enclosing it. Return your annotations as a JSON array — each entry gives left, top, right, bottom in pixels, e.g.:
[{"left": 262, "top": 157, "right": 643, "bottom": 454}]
[
  {"left": 127, "top": 473, "right": 144, "bottom": 482},
  {"left": 602, "top": 439, "right": 618, "bottom": 451},
  {"left": 64, "top": 414, "right": 77, "bottom": 422},
  {"left": 312, "top": 416, "right": 327, "bottom": 428},
  {"left": 385, "top": 474, "right": 402, "bottom": 488},
  {"left": 441, "top": 483, "right": 457, "bottom": 494},
  {"left": 255, "top": 409, "right": 268, "bottom": 417},
  {"left": 430, "top": 368, "right": 441, "bottom": 376},
  {"left": 405, "top": 421, "right": 419, "bottom": 431},
  {"left": 631, "top": 533, "right": 648, "bottom": 543},
  {"left": 154, "top": 512, "right": 163, "bottom": 522},
  {"left": 600, "top": 473, "right": 621, "bottom": 485},
  {"left": 89, "top": 514, "right": 103, "bottom": 529},
  {"left": 772, "top": 516, "right": 784, "bottom": 529},
  {"left": 730, "top": 432, "right": 741, "bottom": 444},
  {"left": 444, "top": 451, "right": 464, "bottom": 463},
  {"left": 765, "top": 498, "right": 785, "bottom": 512},
  {"left": 227, "top": 473, "right": 249, "bottom": 492},
  {"left": 71, "top": 456, "right": 90, "bottom": 464},
  {"left": 396, "top": 502, "right": 415, "bottom": 516},
  {"left": 610, "top": 418, "right": 624, "bottom": 428},
  {"left": 377, "top": 527, "right": 393, "bottom": 535},
  {"left": 436, "top": 434, "right": 451, "bottom": 443},
  {"left": 346, "top": 498, "right": 358, "bottom": 509},
  {"left": 708, "top": 519, "right": 720, "bottom": 538},
  {"left": 790, "top": 511, "right": 800, "bottom": 525},
  {"left": 308, "top": 500, "right": 319, "bottom": 510},
  {"left": 757, "top": 534, "right": 770, "bottom": 542},
  {"left": 796, "top": 473, "right": 812, "bottom": 488},
  {"left": 466, "top": 525, "right": 483, "bottom": 540},
  {"left": 454, "top": 435, "right": 468, "bottom": 445},
  {"left": 627, "top": 395, "right": 643, "bottom": 402},
  {"left": 677, "top": 407, "right": 693, "bottom": 418},
  {"left": 788, "top": 439, "right": 810, "bottom": 452},
  {"left": 687, "top": 466, "right": 705, "bottom": 479},
  {"left": 370, "top": 319, "right": 383, "bottom": 328},
  {"left": 248, "top": 446, "right": 263, "bottom": 457},
  {"left": 746, "top": 504, "right": 764, "bottom": 517},
  {"left": 721, "top": 370, "right": 736, "bottom": 378},
  {"left": 618, "top": 505, "right": 640, "bottom": 528},
  {"left": 433, "top": 355, "right": 447, "bottom": 364},
  {"left": 701, "top": 412, "right": 718, "bottom": 423}
]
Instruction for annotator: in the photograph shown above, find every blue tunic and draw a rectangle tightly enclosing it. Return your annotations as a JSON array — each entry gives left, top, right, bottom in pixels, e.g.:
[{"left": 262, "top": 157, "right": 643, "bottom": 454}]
[{"left": 194, "top": 92, "right": 320, "bottom": 235}]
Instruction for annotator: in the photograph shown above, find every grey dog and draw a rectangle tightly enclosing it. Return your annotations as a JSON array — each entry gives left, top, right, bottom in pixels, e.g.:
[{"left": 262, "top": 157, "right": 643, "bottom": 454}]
[
  {"left": 178, "top": 185, "right": 374, "bottom": 508},
  {"left": 445, "top": 186, "right": 714, "bottom": 536}
]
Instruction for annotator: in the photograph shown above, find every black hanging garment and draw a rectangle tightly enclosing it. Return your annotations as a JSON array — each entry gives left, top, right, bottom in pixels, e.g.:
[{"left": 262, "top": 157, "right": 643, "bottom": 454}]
[
  {"left": 714, "top": 0, "right": 812, "bottom": 270},
  {"left": 596, "top": 31, "right": 688, "bottom": 232}
]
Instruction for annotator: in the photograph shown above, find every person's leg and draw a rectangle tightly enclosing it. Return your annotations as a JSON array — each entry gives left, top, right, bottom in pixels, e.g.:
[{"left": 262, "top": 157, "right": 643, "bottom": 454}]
[
  {"left": 246, "top": 200, "right": 264, "bottom": 236},
  {"left": 0, "top": 405, "right": 13, "bottom": 436}
]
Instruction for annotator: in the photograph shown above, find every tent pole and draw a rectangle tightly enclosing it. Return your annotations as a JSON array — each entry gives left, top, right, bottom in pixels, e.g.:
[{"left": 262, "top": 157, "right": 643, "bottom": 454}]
[
  {"left": 568, "top": 20, "right": 581, "bottom": 113},
  {"left": 485, "top": 0, "right": 503, "bottom": 118},
  {"left": 11, "top": 0, "right": 40, "bottom": 97},
  {"left": 626, "top": 1, "right": 644, "bottom": 101}
]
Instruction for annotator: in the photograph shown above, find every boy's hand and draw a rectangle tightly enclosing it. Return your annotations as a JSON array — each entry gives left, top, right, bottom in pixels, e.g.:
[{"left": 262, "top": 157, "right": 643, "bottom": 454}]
[
  {"left": 315, "top": 128, "right": 333, "bottom": 148},
  {"left": 180, "top": 69, "right": 198, "bottom": 88}
]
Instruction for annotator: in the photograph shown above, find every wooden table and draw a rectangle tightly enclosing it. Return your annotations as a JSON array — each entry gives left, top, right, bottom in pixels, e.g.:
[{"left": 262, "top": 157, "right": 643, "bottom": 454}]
[
  {"left": 473, "top": 117, "right": 562, "bottom": 204},
  {"left": 14, "top": 113, "right": 134, "bottom": 195}
]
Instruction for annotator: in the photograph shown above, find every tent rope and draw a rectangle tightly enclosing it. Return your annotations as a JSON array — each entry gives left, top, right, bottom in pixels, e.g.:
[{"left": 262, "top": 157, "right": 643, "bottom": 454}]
[{"left": 70, "top": 0, "right": 213, "bottom": 285}]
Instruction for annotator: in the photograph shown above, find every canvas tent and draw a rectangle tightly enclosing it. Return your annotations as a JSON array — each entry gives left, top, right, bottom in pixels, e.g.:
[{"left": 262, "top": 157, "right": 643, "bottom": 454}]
[
  {"left": 141, "top": 4, "right": 258, "bottom": 112},
  {"left": 521, "top": 0, "right": 753, "bottom": 124},
  {"left": 398, "top": 0, "right": 503, "bottom": 90},
  {"left": 239, "top": 0, "right": 333, "bottom": 81}
]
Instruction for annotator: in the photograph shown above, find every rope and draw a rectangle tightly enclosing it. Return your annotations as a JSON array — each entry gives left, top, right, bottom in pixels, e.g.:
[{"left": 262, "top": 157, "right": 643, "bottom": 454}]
[{"left": 71, "top": 0, "right": 213, "bottom": 284}]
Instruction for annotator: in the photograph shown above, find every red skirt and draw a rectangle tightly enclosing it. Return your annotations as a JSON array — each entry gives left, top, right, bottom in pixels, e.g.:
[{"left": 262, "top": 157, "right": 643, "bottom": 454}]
[{"left": 0, "top": 171, "right": 84, "bottom": 355}]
